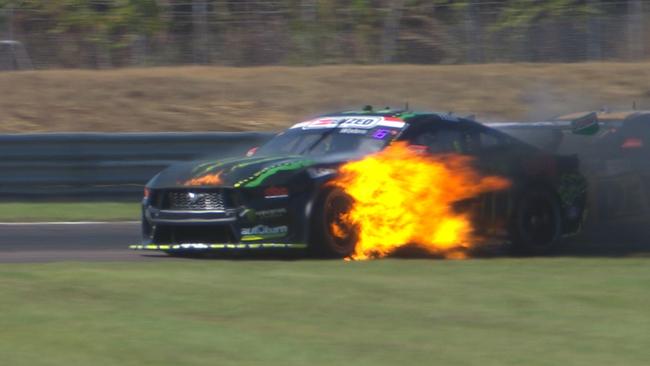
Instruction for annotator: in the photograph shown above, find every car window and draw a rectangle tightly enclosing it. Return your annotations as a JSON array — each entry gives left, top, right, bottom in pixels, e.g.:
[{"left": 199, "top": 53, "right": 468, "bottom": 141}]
[
  {"left": 480, "top": 131, "right": 501, "bottom": 148},
  {"left": 478, "top": 130, "right": 510, "bottom": 150},
  {"left": 266, "top": 132, "right": 322, "bottom": 154},
  {"left": 255, "top": 127, "right": 397, "bottom": 157},
  {"left": 413, "top": 128, "right": 466, "bottom": 153}
]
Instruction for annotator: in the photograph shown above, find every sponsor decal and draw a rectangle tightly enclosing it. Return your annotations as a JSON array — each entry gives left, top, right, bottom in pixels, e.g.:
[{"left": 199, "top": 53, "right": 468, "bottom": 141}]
[
  {"left": 241, "top": 225, "right": 288, "bottom": 236},
  {"left": 340, "top": 128, "right": 368, "bottom": 135},
  {"left": 338, "top": 117, "right": 382, "bottom": 129},
  {"left": 301, "top": 117, "right": 380, "bottom": 129},
  {"left": 255, "top": 208, "right": 288, "bottom": 219},
  {"left": 291, "top": 116, "right": 405, "bottom": 130},
  {"left": 264, "top": 186, "right": 289, "bottom": 198}
]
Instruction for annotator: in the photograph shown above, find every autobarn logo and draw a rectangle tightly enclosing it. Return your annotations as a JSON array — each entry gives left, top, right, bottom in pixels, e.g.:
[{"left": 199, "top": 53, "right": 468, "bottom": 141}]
[{"left": 240, "top": 225, "right": 288, "bottom": 236}]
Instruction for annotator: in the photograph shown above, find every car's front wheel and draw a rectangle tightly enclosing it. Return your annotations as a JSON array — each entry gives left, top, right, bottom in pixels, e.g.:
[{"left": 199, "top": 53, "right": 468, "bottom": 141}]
[{"left": 311, "top": 188, "right": 358, "bottom": 258}]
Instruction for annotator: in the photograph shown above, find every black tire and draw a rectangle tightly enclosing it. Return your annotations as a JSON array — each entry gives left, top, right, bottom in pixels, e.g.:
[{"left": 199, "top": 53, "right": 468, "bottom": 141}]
[
  {"left": 510, "top": 187, "right": 563, "bottom": 255},
  {"left": 311, "top": 188, "right": 358, "bottom": 258}
]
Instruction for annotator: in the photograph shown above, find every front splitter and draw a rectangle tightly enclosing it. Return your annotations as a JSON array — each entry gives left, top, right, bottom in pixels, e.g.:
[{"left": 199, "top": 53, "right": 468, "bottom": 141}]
[{"left": 129, "top": 243, "right": 307, "bottom": 251}]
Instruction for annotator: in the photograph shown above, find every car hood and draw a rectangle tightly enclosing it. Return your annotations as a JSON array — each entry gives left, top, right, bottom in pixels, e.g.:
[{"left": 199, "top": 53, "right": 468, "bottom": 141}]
[{"left": 147, "top": 154, "right": 343, "bottom": 189}]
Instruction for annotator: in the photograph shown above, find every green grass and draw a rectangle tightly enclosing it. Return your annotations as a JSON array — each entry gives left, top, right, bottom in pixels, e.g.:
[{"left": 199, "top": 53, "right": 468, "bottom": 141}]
[
  {"left": 0, "top": 259, "right": 648, "bottom": 365},
  {"left": 0, "top": 202, "right": 139, "bottom": 222}
]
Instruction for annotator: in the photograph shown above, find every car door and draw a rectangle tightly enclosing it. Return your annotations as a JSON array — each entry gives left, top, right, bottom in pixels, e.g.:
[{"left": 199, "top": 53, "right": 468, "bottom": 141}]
[{"left": 466, "top": 125, "right": 521, "bottom": 237}]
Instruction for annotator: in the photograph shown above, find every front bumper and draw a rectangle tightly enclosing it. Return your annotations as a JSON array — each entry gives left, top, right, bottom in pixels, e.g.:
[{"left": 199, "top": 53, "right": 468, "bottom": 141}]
[
  {"left": 145, "top": 206, "right": 238, "bottom": 224},
  {"left": 138, "top": 187, "right": 311, "bottom": 250}
]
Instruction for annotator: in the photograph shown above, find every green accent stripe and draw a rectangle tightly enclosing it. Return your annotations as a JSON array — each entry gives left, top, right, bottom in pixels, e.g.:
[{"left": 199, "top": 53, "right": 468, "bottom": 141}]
[
  {"left": 231, "top": 156, "right": 292, "bottom": 170},
  {"left": 242, "top": 160, "right": 312, "bottom": 188},
  {"left": 191, "top": 156, "right": 244, "bottom": 175}
]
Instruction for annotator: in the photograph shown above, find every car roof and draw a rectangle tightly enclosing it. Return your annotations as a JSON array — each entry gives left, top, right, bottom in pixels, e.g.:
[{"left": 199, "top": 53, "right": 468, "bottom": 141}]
[{"left": 320, "top": 109, "right": 471, "bottom": 125}]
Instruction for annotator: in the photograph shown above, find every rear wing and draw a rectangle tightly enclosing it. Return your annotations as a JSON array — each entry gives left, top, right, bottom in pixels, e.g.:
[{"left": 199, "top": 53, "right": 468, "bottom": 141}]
[
  {"left": 485, "top": 112, "right": 599, "bottom": 152},
  {"left": 486, "top": 112, "right": 599, "bottom": 135}
]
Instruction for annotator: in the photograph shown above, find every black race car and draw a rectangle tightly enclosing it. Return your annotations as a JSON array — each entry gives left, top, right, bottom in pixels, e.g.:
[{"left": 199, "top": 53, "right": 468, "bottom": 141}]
[{"left": 131, "top": 109, "right": 587, "bottom": 257}]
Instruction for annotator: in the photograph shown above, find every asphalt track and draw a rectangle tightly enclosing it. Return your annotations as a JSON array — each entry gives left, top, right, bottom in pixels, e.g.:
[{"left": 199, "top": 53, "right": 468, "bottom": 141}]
[
  {"left": 0, "top": 222, "right": 164, "bottom": 263},
  {"left": 1, "top": 220, "right": 649, "bottom": 263}
]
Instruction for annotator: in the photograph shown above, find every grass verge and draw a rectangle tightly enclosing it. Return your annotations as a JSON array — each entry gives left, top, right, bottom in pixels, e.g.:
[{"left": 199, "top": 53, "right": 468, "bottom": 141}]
[
  {"left": 0, "top": 202, "right": 139, "bottom": 222},
  {"left": 0, "top": 259, "right": 648, "bottom": 365}
]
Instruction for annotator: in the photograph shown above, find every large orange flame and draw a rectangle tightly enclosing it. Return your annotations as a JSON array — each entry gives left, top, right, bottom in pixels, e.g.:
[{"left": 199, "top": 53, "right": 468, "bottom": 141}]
[
  {"left": 330, "top": 142, "right": 510, "bottom": 260},
  {"left": 184, "top": 172, "right": 222, "bottom": 186}
]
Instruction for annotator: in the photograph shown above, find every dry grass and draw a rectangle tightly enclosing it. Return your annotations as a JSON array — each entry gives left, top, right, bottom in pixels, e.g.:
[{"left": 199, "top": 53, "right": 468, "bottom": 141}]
[{"left": 2, "top": 63, "right": 650, "bottom": 132}]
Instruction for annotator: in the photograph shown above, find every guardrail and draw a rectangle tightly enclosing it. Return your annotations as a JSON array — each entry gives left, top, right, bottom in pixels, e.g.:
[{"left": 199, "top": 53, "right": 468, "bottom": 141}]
[{"left": 0, "top": 132, "right": 274, "bottom": 200}]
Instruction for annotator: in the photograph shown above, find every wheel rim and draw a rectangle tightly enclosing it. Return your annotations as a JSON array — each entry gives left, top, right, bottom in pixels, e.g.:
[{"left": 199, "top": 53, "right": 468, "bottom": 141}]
[
  {"left": 520, "top": 194, "right": 558, "bottom": 247},
  {"left": 324, "top": 193, "right": 356, "bottom": 254}
]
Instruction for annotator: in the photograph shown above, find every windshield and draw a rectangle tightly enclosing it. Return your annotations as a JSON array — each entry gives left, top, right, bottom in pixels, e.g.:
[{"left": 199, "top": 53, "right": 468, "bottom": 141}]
[{"left": 256, "top": 126, "right": 402, "bottom": 156}]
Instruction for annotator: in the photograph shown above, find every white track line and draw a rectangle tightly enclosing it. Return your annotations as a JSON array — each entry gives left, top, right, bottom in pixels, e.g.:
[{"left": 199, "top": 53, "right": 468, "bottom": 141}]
[{"left": 0, "top": 221, "right": 139, "bottom": 226}]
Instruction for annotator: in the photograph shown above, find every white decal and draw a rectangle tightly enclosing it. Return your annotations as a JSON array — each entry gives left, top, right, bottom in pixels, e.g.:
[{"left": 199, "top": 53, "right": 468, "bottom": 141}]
[
  {"left": 291, "top": 116, "right": 405, "bottom": 130},
  {"left": 340, "top": 128, "right": 368, "bottom": 134},
  {"left": 241, "top": 225, "right": 288, "bottom": 236}
]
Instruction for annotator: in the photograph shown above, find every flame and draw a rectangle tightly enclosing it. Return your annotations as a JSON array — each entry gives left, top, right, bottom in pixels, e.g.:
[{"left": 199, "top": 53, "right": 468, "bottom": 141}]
[
  {"left": 330, "top": 142, "right": 510, "bottom": 260},
  {"left": 184, "top": 172, "right": 222, "bottom": 186}
]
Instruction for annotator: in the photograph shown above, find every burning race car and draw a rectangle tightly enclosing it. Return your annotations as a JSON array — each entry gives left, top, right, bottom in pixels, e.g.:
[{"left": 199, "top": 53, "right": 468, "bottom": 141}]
[{"left": 131, "top": 109, "right": 587, "bottom": 258}]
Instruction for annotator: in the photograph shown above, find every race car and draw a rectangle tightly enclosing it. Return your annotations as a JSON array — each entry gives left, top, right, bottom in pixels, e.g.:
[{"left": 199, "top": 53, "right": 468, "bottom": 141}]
[{"left": 130, "top": 108, "right": 587, "bottom": 257}]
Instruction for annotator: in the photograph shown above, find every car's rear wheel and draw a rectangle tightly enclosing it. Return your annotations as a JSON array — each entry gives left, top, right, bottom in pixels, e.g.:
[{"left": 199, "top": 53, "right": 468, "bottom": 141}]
[
  {"left": 510, "top": 187, "right": 563, "bottom": 255},
  {"left": 311, "top": 188, "right": 358, "bottom": 258}
]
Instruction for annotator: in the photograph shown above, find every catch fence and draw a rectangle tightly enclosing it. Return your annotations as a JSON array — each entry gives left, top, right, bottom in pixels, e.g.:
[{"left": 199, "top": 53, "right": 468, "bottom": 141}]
[{"left": 0, "top": 1, "right": 649, "bottom": 69}]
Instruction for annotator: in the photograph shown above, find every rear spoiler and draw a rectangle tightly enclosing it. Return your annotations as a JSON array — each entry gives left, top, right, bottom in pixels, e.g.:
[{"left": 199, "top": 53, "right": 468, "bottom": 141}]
[
  {"left": 485, "top": 112, "right": 599, "bottom": 152},
  {"left": 486, "top": 112, "right": 599, "bottom": 136}
]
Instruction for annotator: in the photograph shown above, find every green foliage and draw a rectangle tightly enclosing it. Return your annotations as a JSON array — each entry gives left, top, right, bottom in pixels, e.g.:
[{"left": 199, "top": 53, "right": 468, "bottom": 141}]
[
  {"left": 0, "top": 0, "right": 633, "bottom": 66},
  {"left": 494, "top": 0, "right": 597, "bottom": 29},
  {"left": 0, "top": 0, "right": 163, "bottom": 40}
]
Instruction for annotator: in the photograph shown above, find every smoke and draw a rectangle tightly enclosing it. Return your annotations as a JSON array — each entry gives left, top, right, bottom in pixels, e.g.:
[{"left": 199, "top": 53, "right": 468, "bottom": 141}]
[{"left": 520, "top": 81, "right": 598, "bottom": 121}]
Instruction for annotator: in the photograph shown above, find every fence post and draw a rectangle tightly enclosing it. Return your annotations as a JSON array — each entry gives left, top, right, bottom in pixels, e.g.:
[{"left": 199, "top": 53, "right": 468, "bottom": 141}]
[
  {"left": 586, "top": 0, "right": 602, "bottom": 60},
  {"left": 192, "top": 0, "right": 209, "bottom": 64},
  {"left": 626, "top": 0, "right": 644, "bottom": 60},
  {"left": 464, "top": 0, "right": 481, "bottom": 63},
  {"left": 381, "top": 0, "right": 405, "bottom": 63}
]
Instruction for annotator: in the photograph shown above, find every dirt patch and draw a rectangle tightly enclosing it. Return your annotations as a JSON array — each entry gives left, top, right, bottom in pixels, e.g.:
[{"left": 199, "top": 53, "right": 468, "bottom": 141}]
[{"left": 1, "top": 63, "right": 650, "bottom": 132}]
